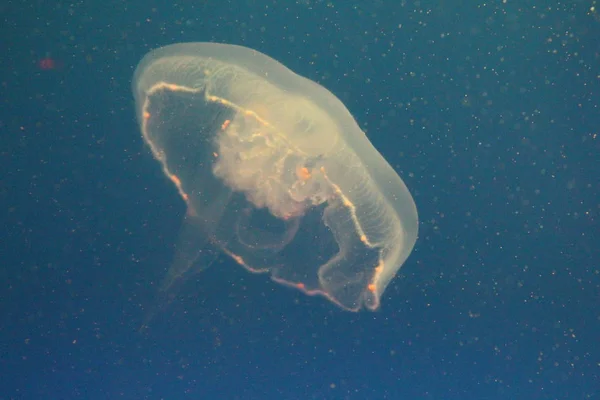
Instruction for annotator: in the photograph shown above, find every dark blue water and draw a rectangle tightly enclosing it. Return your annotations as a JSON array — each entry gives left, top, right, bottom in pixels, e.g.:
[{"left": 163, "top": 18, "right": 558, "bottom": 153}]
[{"left": 2, "top": 1, "right": 598, "bottom": 399}]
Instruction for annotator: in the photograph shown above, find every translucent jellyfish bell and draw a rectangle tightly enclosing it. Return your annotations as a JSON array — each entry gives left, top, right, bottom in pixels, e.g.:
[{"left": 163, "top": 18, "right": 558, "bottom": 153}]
[{"left": 133, "top": 42, "right": 418, "bottom": 315}]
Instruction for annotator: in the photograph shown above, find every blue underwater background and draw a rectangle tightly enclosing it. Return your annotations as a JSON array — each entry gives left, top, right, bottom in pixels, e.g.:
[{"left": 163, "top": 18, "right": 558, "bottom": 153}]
[{"left": 1, "top": 1, "right": 599, "bottom": 399}]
